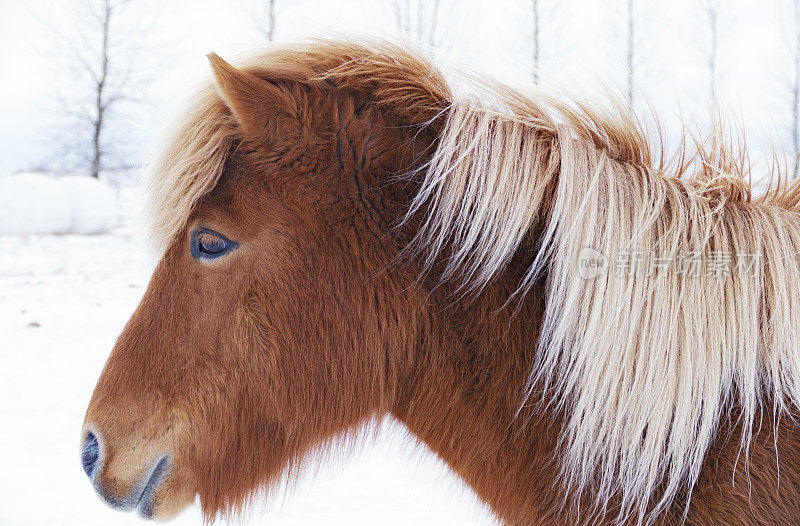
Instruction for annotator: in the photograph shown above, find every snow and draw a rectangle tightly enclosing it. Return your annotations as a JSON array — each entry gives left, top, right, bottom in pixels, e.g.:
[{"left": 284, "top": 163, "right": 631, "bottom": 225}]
[
  {"left": 0, "top": 212, "right": 498, "bottom": 525},
  {"left": 0, "top": 173, "right": 72, "bottom": 235},
  {"left": 59, "top": 176, "right": 119, "bottom": 234},
  {"left": 0, "top": 173, "right": 119, "bottom": 235}
]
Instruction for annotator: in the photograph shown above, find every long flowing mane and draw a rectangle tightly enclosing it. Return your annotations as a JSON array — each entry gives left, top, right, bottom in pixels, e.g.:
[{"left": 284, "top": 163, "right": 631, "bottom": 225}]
[{"left": 148, "top": 39, "right": 800, "bottom": 524}]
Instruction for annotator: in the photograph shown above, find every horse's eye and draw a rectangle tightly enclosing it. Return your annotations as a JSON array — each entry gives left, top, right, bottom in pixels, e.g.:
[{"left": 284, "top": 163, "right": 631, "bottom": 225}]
[
  {"left": 191, "top": 228, "right": 239, "bottom": 260},
  {"left": 200, "top": 236, "right": 225, "bottom": 254}
]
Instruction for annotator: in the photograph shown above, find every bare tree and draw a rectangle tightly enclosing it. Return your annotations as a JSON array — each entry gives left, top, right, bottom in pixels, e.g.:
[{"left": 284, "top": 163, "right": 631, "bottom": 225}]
[
  {"left": 617, "top": 0, "right": 661, "bottom": 109},
  {"left": 265, "top": 0, "right": 277, "bottom": 41},
  {"left": 40, "top": 0, "right": 155, "bottom": 177},
  {"left": 785, "top": 0, "right": 800, "bottom": 177},
  {"left": 527, "top": 0, "right": 566, "bottom": 86},
  {"left": 245, "top": 0, "right": 278, "bottom": 42},
  {"left": 393, "top": 0, "right": 443, "bottom": 47},
  {"left": 532, "top": 0, "right": 540, "bottom": 84},
  {"left": 625, "top": 0, "right": 635, "bottom": 106},
  {"left": 89, "top": 0, "right": 114, "bottom": 178},
  {"left": 703, "top": 0, "right": 721, "bottom": 122},
  {"left": 618, "top": 0, "right": 646, "bottom": 107}
]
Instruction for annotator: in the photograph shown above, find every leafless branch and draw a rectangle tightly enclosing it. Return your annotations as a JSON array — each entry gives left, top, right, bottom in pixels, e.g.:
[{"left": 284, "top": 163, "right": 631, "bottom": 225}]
[
  {"left": 626, "top": 0, "right": 634, "bottom": 106},
  {"left": 704, "top": 0, "right": 721, "bottom": 123},
  {"left": 789, "top": 0, "right": 800, "bottom": 177},
  {"left": 392, "top": 0, "right": 446, "bottom": 48},
  {"left": 532, "top": 0, "right": 540, "bottom": 84},
  {"left": 267, "top": 0, "right": 276, "bottom": 41}
]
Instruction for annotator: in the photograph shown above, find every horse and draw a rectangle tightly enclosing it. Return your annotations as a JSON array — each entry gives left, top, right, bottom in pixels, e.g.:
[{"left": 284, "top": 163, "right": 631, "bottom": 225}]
[{"left": 80, "top": 39, "right": 800, "bottom": 525}]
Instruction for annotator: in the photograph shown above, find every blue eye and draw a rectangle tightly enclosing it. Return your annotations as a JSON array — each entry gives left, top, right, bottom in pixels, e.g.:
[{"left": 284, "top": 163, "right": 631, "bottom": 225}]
[{"left": 191, "top": 228, "right": 239, "bottom": 260}]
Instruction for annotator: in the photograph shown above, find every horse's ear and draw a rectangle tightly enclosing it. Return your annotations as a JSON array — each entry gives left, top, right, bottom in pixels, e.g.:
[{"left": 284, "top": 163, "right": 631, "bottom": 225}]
[{"left": 207, "top": 53, "right": 290, "bottom": 137}]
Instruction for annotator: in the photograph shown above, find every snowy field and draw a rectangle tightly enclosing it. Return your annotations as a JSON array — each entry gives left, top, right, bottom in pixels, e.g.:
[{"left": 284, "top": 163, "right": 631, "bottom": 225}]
[{"left": 0, "top": 200, "right": 497, "bottom": 525}]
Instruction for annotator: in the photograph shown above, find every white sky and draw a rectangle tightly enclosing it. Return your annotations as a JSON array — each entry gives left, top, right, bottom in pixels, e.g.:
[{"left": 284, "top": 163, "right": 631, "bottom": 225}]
[{"left": 0, "top": 0, "right": 795, "bottom": 174}]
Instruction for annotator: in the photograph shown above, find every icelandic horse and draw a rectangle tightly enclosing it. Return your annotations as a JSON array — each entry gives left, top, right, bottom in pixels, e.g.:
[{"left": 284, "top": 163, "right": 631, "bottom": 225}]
[{"left": 81, "top": 40, "right": 800, "bottom": 525}]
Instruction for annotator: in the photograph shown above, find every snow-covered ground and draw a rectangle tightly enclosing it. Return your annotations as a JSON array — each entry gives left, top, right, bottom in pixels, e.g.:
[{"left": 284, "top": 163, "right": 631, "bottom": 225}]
[{"left": 0, "top": 207, "right": 497, "bottom": 525}]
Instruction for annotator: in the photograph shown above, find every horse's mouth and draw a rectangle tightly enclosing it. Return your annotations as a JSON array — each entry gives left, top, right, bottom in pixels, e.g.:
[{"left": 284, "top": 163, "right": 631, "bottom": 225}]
[
  {"left": 88, "top": 453, "right": 172, "bottom": 518},
  {"left": 134, "top": 455, "right": 172, "bottom": 518}
]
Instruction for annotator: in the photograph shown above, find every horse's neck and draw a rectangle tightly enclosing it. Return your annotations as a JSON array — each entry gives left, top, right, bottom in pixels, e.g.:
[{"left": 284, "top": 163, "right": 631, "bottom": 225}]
[
  {"left": 390, "top": 279, "right": 567, "bottom": 525},
  {"left": 389, "top": 273, "right": 800, "bottom": 526}
]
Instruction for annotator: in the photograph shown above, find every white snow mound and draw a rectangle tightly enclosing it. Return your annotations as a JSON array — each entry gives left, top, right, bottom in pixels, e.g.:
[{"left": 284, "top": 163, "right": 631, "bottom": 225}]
[
  {"left": 59, "top": 176, "right": 118, "bottom": 234},
  {"left": 0, "top": 173, "right": 72, "bottom": 235},
  {"left": 0, "top": 174, "right": 119, "bottom": 235}
]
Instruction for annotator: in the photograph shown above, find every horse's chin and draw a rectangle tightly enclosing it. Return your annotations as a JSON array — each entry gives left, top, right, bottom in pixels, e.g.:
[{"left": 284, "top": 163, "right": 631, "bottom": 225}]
[{"left": 80, "top": 429, "right": 195, "bottom": 521}]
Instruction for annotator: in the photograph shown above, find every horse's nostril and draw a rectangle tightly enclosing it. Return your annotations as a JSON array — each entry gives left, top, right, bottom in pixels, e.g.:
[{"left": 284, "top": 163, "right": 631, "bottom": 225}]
[{"left": 81, "top": 432, "right": 100, "bottom": 478}]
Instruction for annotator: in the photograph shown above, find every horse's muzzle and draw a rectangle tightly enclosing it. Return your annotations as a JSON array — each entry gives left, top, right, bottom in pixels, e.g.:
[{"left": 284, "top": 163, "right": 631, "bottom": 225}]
[{"left": 80, "top": 430, "right": 172, "bottom": 519}]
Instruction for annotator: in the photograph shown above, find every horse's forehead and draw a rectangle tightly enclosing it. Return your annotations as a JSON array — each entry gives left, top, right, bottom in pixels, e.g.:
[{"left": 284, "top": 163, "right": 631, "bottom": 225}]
[
  {"left": 187, "top": 152, "right": 303, "bottom": 240},
  {"left": 188, "top": 156, "right": 259, "bottom": 221}
]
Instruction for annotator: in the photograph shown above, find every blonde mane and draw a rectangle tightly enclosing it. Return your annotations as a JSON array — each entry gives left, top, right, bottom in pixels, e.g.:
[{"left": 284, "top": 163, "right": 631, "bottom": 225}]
[
  {"left": 414, "top": 70, "right": 800, "bottom": 525},
  {"left": 149, "top": 39, "right": 800, "bottom": 525}
]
